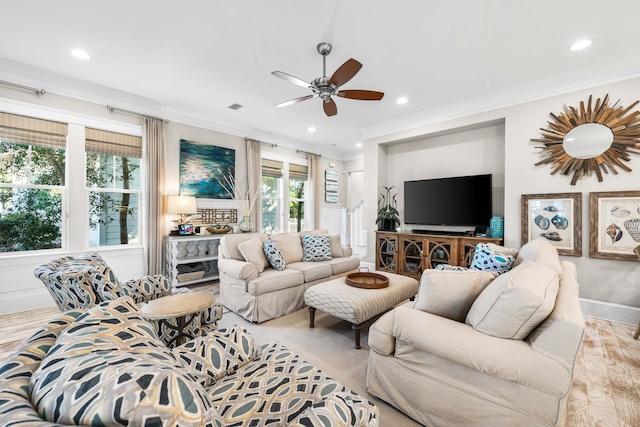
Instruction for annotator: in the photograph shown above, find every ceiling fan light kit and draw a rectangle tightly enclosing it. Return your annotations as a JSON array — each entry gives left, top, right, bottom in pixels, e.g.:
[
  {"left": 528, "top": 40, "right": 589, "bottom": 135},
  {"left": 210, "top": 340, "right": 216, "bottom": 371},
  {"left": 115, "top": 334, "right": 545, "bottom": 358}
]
[{"left": 272, "top": 42, "right": 384, "bottom": 117}]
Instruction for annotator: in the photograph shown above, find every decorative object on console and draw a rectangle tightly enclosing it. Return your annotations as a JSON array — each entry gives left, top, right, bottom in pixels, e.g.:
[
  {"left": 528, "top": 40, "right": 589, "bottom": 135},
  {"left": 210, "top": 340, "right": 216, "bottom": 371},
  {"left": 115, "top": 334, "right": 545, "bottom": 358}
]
[
  {"left": 376, "top": 186, "right": 400, "bottom": 231},
  {"left": 167, "top": 195, "right": 198, "bottom": 235},
  {"left": 521, "top": 192, "right": 582, "bottom": 256},
  {"left": 218, "top": 173, "right": 258, "bottom": 232},
  {"left": 489, "top": 216, "right": 504, "bottom": 238},
  {"left": 179, "top": 139, "right": 235, "bottom": 198},
  {"left": 589, "top": 190, "right": 640, "bottom": 261},
  {"left": 532, "top": 94, "right": 640, "bottom": 185}
]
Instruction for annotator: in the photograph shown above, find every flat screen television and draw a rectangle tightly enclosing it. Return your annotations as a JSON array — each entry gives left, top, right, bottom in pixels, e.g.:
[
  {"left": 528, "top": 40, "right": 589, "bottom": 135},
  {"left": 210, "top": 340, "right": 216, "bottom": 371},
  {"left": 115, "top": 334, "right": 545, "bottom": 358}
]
[{"left": 404, "top": 174, "right": 492, "bottom": 227}]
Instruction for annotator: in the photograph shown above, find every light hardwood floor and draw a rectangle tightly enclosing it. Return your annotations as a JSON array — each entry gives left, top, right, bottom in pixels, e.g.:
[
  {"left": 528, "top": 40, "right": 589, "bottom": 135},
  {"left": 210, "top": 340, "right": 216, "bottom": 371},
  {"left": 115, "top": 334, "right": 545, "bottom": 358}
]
[{"left": 1, "top": 302, "right": 639, "bottom": 426}]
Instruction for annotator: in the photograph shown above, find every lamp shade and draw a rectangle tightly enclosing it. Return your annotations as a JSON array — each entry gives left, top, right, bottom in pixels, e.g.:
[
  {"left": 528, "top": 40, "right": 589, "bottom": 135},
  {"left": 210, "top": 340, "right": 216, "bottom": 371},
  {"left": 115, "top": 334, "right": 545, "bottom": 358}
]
[{"left": 166, "top": 195, "right": 197, "bottom": 214}]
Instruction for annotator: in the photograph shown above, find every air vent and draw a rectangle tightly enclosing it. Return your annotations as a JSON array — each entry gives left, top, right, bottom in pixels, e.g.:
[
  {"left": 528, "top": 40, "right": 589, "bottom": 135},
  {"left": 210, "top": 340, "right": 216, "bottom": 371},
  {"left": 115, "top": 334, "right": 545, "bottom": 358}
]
[{"left": 228, "top": 103, "right": 243, "bottom": 110}]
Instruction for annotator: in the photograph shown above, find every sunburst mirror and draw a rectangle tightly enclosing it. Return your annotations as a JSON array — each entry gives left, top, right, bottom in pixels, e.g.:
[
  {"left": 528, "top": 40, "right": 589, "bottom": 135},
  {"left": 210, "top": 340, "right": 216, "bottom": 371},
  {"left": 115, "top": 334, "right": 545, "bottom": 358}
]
[{"left": 532, "top": 94, "right": 640, "bottom": 185}]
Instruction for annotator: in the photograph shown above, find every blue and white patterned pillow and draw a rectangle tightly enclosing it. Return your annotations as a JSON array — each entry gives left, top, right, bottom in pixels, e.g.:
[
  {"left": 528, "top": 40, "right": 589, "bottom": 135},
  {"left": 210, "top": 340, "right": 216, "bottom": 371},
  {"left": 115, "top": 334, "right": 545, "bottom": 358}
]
[
  {"left": 263, "top": 240, "right": 286, "bottom": 271},
  {"left": 470, "top": 243, "right": 515, "bottom": 275},
  {"left": 301, "top": 234, "right": 332, "bottom": 262},
  {"left": 434, "top": 264, "right": 471, "bottom": 271}
]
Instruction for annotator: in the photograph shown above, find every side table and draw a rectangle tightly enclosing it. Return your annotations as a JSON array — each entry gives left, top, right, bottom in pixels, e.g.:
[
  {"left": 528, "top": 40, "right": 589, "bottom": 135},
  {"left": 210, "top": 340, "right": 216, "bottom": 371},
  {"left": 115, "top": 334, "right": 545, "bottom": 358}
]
[{"left": 140, "top": 292, "right": 216, "bottom": 347}]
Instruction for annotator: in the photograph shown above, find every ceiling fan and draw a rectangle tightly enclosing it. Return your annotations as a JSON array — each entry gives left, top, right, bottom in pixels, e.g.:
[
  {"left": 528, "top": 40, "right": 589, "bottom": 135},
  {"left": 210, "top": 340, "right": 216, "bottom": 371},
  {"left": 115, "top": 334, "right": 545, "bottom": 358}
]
[{"left": 272, "top": 42, "right": 384, "bottom": 117}]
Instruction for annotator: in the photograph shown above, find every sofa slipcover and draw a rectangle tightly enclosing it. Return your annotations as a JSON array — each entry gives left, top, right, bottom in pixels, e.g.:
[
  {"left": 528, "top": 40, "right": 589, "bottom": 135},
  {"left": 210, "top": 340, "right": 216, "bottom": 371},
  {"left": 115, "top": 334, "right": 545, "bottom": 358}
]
[
  {"left": 366, "top": 239, "right": 585, "bottom": 426},
  {"left": 219, "top": 230, "right": 359, "bottom": 322}
]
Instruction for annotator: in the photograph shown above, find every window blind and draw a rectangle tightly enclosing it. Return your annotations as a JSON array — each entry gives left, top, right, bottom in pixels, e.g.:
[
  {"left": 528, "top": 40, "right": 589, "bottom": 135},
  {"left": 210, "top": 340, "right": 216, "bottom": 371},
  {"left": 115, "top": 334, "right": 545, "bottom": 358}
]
[
  {"left": 289, "top": 163, "right": 308, "bottom": 180},
  {"left": 0, "top": 111, "right": 67, "bottom": 149},
  {"left": 85, "top": 128, "right": 142, "bottom": 158},
  {"left": 262, "top": 159, "right": 283, "bottom": 178}
]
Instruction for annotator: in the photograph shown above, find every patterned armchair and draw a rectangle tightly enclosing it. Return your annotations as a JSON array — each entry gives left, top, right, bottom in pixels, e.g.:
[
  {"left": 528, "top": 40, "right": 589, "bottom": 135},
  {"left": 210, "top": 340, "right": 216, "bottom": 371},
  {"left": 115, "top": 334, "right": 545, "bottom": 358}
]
[{"left": 34, "top": 253, "right": 223, "bottom": 347}]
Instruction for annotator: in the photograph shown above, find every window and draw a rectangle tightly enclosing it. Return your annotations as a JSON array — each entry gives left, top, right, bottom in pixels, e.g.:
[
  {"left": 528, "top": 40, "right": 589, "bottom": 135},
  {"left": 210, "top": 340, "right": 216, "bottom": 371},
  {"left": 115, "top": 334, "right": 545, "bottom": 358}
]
[
  {"left": 0, "top": 112, "right": 67, "bottom": 252},
  {"left": 86, "top": 128, "right": 142, "bottom": 247},
  {"left": 260, "top": 158, "right": 308, "bottom": 233}
]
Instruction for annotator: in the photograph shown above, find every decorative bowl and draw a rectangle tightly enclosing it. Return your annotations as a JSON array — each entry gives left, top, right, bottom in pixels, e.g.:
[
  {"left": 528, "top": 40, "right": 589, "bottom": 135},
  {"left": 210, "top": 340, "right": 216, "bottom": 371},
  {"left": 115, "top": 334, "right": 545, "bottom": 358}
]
[{"left": 206, "top": 225, "right": 232, "bottom": 234}]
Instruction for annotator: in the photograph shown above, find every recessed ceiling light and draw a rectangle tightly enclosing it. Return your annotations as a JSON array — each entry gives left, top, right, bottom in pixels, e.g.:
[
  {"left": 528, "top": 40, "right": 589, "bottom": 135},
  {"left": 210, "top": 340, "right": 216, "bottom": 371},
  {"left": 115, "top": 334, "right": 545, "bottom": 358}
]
[
  {"left": 71, "top": 49, "right": 91, "bottom": 60},
  {"left": 307, "top": 126, "right": 316, "bottom": 133},
  {"left": 569, "top": 39, "right": 592, "bottom": 51},
  {"left": 397, "top": 97, "right": 408, "bottom": 105},
  {"left": 356, "top": 142, "right": 363, "bottom": 148}
]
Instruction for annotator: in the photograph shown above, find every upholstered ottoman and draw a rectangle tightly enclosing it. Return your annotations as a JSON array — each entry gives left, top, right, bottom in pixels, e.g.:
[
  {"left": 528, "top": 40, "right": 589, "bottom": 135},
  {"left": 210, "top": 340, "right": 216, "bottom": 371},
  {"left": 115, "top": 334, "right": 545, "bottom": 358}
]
[{"left": 304, "top": 272, "right": 419, "bottom": 348}]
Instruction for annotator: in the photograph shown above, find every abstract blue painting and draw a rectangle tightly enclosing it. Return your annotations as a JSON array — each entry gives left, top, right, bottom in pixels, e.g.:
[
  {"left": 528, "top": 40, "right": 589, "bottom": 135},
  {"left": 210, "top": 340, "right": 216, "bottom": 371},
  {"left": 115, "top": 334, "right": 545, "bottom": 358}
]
[{"left": 179, "top": 139, "right": 235, "bottom": 199}]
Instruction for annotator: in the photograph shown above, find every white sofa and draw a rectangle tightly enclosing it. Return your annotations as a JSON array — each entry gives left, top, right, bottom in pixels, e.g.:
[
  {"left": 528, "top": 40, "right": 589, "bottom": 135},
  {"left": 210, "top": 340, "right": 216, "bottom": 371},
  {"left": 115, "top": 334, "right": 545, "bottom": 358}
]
[
  {"left": 366, "top": 239, "right": 585, "bottom": 426},
  {"left": 218, "top": 230, "right": 359, "bottom": 322}
]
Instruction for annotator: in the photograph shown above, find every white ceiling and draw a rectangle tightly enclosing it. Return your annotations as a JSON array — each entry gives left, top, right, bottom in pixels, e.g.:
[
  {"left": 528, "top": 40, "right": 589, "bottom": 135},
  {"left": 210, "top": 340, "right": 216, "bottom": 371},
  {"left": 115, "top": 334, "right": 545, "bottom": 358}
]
[{"left": 1, "top": 1, "right": 640, "bottom": 159}]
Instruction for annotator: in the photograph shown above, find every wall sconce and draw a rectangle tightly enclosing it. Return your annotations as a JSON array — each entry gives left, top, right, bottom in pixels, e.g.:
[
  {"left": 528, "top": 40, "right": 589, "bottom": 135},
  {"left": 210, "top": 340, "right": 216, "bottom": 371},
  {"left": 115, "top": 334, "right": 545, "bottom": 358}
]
[{"left": 166, "top": 195, "right": 197, "bottom": 227}]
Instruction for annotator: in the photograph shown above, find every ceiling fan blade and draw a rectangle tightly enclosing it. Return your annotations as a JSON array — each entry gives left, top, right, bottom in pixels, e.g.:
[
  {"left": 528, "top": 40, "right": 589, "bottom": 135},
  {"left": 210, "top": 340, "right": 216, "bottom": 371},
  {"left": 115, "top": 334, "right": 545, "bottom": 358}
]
[
  {"left": 323, "top": 98, "right": 337, "bottom": 116},
  {"left": 271, "top": 71, "right": 311, "bottom": 88},
  {"left": 337, "top": 90, "right": 384, "bottom": 101},
  {"left": 328, "top": 58, "right": 362, "bottom": 87},
  {"left": 275, "top": 94, "right": 316, "bottom": 108}
]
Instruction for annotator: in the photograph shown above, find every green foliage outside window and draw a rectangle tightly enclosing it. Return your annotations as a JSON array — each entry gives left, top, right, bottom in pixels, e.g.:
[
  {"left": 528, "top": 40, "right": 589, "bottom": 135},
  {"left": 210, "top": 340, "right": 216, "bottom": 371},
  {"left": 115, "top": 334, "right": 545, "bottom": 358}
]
[{"left": 0, "top": 142, "right": 64, "bottom": 252}]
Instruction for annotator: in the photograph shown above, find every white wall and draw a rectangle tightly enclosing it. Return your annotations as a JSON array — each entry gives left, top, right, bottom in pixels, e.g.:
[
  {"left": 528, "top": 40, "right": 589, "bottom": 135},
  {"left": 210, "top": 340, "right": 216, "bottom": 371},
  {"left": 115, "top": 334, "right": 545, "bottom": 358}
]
[
  {"left": 385, "top": 122, "right": 505, "bottom": 233},
  {"left": 363, "top": 76, "right": 640, "bottom": 323}
]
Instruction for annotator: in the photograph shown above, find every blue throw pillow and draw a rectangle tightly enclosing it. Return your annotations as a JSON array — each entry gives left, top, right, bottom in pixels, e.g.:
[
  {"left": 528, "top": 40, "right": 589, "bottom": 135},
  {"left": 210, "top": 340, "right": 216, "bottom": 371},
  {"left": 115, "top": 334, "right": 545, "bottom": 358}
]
[
  {"left": 301, "top": 234, "right": 332, "bottom": 262},
  {"left": 470, "top": 243, "right": 515, "bottom": 275},
  {"left": 263, "top": 240, "right": 286, "bottom": 271}
]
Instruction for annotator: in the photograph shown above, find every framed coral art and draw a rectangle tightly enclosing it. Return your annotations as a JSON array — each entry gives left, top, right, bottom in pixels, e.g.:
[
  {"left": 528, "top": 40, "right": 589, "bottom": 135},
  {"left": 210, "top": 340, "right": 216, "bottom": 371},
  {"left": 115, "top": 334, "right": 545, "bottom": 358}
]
[
  {"left": 589, "top": 191, "right": 640, "bottom": 261},
  {"left": 179, "top": 139, "right": 235, "bottom": 199},
  {"left": 521, "top": 192, "right": 582, "bottom": 256}
]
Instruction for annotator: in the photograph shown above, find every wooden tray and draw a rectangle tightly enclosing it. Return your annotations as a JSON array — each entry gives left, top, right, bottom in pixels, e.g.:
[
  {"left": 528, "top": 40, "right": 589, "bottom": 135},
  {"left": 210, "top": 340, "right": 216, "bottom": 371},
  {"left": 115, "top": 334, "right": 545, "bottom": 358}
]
[{"left": 345, "top": 272, "right": 389, "bottom": 289}]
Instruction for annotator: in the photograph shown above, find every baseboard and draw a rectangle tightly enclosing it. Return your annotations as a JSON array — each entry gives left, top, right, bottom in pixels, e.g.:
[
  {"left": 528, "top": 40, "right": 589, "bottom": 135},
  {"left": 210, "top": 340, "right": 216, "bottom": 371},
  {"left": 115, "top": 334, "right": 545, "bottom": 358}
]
[
  {"left": 0, "top": 289, "right": 55, "bottom": 315},
  {"left": 360, "top": 261, "right": 375, "bottom": 271},
  {"left": 579, "top": 298, "right": 639, "bottom": 325}
]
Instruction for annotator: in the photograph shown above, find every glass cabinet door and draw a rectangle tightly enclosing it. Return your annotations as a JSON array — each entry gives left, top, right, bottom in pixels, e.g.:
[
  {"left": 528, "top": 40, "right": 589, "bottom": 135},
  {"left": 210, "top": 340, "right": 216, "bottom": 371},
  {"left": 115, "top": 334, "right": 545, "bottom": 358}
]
[
  {"left": 376, "top": 233, "right": 398, "bottom": 272},
  {"left": 400, "top": 237, "right": 423, "bottom": 279},
  {"left": 424, "top": 239, "right": 456, "bottom": 269}
]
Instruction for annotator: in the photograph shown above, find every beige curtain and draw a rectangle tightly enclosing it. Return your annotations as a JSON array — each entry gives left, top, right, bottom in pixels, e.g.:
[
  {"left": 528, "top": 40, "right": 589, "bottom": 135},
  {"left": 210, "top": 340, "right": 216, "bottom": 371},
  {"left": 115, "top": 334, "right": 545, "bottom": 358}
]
[
  {"left": 143, "top": 118, "right": 166, "bottom": 275},
  {"left": 307, "top": 154, "right": 321, "bottom": 230},
  {"left": 246, "top": 139, "right": 261, "bottom": 231}
]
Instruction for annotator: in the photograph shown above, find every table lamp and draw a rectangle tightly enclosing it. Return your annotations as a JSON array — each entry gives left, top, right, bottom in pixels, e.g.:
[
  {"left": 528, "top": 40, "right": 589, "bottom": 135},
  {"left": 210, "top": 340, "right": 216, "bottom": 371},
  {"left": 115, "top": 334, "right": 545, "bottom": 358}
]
[{"left": 166, "top": 195, "right": 197, "bottom": 229}]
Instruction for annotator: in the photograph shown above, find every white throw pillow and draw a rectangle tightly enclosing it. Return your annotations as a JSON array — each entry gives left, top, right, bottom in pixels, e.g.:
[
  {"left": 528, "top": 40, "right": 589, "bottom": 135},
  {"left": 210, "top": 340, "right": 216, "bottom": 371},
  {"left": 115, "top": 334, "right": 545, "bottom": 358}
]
[
  {"left": 238, "top": 237, "right": 269, "bottom": 273},
  {"left": 514, "top": 238, "right": 562, "bottom": 275},
  {"left": 269, "top": 233, "right": 304, "bottom": 264},
  {"left": 466, "top": 261, "right": 559, "bottom": 339},
  {"left": 329, "top": 234, "right": 344, "bottom": 258},
  {"left": 414, "top": 269, "right": 497, "bottom": 322}
]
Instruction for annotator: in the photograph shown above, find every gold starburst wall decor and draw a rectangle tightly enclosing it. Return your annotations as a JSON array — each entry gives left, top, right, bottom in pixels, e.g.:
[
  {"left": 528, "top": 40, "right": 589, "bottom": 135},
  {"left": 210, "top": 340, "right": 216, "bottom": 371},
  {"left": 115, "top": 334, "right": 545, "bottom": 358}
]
[{"left": 532, "top": 94, "right": 640, "bottom": 185}]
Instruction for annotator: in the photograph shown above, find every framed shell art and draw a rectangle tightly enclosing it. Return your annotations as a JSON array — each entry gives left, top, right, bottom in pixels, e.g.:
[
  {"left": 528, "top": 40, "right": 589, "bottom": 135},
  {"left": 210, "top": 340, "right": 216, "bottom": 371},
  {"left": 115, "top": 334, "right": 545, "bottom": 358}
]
[
  {"left": 589, "top": 191, "right": 640, "bottom": 261},
  {"left": 521, "top": 192, "right": 582, "bottom": 256}
]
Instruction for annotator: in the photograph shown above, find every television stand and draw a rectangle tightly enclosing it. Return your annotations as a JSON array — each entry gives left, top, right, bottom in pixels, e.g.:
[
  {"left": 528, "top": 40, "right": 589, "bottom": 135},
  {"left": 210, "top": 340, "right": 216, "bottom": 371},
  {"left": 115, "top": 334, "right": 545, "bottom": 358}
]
[
  {"left": 412, "top": 229, "right": 466, "bottom": 236},
  {"left": 375, "top": 231, "right": 503, "bottom": 281}
]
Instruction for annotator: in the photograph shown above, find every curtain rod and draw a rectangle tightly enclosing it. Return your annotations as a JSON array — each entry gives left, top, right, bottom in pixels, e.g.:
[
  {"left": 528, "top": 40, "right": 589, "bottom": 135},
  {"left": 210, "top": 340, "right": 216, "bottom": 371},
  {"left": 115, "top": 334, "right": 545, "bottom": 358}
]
[
  {"left": 245, "top": 137, "right": 277, "bottom": 148},
  {"left": 296, "top": 149, "right": 322, "bottom": 157},
  {"left": 106, "top": 105, "right": 168, "bottom": 122},
  {"left": 0, "top": 80, "right": 45, "bottom": 97}
]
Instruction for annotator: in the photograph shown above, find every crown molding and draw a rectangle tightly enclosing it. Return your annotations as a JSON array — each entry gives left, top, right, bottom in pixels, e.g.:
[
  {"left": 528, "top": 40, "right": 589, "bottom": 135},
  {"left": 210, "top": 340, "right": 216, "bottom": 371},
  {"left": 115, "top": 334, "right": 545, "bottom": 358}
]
[{"left": 362, "top": 67, "right": 640, "bottom": 142}]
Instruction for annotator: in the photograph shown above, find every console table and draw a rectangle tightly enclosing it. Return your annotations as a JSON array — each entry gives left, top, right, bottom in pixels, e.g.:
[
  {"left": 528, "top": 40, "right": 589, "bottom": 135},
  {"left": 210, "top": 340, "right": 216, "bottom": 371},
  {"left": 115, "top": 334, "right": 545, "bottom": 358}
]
[
  {"left": 376, "top": 231, "right": 503, "bottom": 280},
  {"left": 165, "top": 235, "right": 223, "bottom": 287}
]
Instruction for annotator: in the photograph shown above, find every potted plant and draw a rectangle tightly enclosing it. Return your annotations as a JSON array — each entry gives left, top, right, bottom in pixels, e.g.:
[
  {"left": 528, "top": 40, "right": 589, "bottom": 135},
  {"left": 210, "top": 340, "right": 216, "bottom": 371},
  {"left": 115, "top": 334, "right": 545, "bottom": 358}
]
[{"left": 376, "top": 186, "right": 400, "bottom": 231}]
